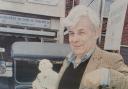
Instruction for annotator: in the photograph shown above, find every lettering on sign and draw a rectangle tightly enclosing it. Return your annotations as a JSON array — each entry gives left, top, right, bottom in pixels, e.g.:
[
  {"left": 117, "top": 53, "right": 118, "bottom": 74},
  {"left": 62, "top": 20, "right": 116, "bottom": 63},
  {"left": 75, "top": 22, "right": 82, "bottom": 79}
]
[{"left": 0, "top": 14, "right": 51, "bottom": 29}]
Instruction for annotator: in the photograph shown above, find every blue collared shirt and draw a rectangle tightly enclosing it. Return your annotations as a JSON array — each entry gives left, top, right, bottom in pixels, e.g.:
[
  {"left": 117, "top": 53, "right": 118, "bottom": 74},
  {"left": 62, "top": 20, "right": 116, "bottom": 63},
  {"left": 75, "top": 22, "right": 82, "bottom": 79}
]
[{"left": 66, "top": 48, "right": 95, "bottom": 68}]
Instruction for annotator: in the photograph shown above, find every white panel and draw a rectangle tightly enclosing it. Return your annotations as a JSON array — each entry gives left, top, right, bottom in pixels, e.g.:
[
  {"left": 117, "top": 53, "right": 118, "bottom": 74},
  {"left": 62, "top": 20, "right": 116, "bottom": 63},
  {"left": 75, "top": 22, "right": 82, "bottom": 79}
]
[
  {"left": 104, "top": 0, "right": 128, "bottom": 50},
  {"left": 0, "top": 0, "right": 65, "bottom": 17},
  {"left": 1, "top": 0, "right": 26, "bottom": 3},
  {"left": 28, "top": 0, "right": 59, "bottom": 6},
  {"left": 80, "top": 0, "right": 102, "bottom": 17},
  {"left": 0, "top": 48, "right": 5, "bottom": 52},
  {"left": 0, "top": 27, "right": 56, "bottom": 36},
  {"left": 102, "top": 0, "right": 113, "bottom": 18},
  {"left": 80, "top": 0, "right": 91, "bottom": 6},
  {"left": 50, "top": 18, "right": 59, "bottom": 30},
  {"left": 0, "top": 62, "right": 12, "bottom": 77}
]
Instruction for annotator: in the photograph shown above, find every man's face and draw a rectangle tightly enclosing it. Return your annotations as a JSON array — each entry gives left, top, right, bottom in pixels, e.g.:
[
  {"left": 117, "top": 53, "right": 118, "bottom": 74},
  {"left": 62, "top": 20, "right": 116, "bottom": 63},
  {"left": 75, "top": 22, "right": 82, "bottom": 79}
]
[{"left": 68, "top": 16, "right": 98, "bottom": 57}]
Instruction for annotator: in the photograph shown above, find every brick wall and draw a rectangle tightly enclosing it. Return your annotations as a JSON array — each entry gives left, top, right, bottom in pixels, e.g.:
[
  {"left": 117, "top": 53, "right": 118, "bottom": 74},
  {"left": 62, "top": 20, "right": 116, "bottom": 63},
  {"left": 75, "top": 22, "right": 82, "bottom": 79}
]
[
  {"left": 64, "top": 0, "right": 80, "bottom": 43},
  {"left": 99, "top": 18, "right": 108, "bottom": 49},
  {"left": 121, "top": 6, "right": 128, "bottom": 64},
  {"left": 65, "top": 0, "right": 80, "bottom": 16},
  {"left": 121, "top": 6, "right": 128, "bottom": 45}
]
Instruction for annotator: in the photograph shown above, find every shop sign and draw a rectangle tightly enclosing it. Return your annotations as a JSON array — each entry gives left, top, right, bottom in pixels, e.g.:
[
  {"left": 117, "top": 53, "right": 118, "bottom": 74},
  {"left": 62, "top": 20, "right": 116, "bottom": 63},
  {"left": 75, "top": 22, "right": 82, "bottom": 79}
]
[{"left": 0, "top": 14, "right": 51, "bottom": 29}]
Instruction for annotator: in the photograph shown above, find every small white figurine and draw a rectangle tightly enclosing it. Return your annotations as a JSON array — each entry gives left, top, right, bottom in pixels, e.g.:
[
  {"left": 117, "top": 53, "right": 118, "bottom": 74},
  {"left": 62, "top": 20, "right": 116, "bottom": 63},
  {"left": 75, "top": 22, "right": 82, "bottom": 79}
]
[{"left": 32, "top": 59, "right": 58, "bottom": 89}]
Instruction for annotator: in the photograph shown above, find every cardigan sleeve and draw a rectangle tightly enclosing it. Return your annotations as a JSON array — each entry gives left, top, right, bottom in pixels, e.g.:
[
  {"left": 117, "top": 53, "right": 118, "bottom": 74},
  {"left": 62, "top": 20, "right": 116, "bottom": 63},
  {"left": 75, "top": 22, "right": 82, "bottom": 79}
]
[
  {"left": 109, "top": 54, "right": 128, "bottom": 89},
  {"left": 81, "top": 54, "right": 128, "bottom": 89}
]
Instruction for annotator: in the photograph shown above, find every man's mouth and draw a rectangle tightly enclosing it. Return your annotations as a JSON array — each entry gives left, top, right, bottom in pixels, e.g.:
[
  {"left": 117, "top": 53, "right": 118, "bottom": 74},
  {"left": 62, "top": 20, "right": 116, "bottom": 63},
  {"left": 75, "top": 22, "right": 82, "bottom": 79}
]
[{"left": 73, "top": 45, "right": 82, "bottom": 48}]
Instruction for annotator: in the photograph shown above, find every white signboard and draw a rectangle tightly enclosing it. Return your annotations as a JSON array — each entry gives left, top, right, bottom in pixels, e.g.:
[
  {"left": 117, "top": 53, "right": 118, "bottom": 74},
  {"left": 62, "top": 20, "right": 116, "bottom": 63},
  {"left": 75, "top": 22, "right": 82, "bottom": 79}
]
[
  {"left": 101, "top": 0, "right": 113, "bottom": 18},
  {"left": 1, "top": 0, "right": 26, "bottom": 3},
  {"left": 80, "top": 0, "right": 102, "bottom": 18},
  {"left": 0, "top": 48, "right": 5, "bottom": 52},
  {"left": 28, "top": 0, "right": 59, "bottom": 6},
  {"left": 0, "top": 14, "right": 51, "bottom": 29},
  {"left": 104, "top": 0, "right": 128, "bottom": 50}
]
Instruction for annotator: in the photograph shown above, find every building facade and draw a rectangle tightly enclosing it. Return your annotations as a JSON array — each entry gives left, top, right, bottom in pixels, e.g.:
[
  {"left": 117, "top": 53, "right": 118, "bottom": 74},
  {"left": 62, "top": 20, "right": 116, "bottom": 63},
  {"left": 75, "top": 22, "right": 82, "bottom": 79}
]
[{"left": 0, "top": 0, "right": 66, "bottom": 61}]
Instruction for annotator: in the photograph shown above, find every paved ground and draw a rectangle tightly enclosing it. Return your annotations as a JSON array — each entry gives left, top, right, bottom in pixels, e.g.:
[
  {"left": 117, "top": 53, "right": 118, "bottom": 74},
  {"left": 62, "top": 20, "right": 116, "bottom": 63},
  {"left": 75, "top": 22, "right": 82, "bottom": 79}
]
[{"left": 0, "top": 77, "right": 13, "bottom": 89}]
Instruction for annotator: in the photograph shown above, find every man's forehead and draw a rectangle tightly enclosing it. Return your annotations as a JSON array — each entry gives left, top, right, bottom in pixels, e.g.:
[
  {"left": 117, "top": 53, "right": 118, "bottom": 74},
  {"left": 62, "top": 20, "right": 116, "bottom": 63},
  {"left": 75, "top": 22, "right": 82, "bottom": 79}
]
[
  {"left": 78, "top": 16, "right": 94, "bottom": 26},
  {"left": 68, "top": 17, "right": 94, "bottom": 31},
  {"left": 68, "top": 27, "right": 89, "bottom": 32}
]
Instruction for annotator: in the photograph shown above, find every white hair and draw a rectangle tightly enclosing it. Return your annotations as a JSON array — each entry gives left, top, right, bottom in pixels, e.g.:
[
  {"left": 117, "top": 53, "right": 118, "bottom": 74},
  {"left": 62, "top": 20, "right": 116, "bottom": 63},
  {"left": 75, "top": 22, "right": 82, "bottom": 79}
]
[{"left": 63, "top": 5, "right": 100, "bottom": 30}]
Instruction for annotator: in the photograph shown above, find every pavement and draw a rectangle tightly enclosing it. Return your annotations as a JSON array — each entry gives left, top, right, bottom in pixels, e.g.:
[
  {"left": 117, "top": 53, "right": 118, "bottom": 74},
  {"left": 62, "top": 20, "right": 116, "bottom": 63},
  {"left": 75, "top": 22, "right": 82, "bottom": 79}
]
[{"left": 0, "top": 77, "right": 13, "bottom": 89}]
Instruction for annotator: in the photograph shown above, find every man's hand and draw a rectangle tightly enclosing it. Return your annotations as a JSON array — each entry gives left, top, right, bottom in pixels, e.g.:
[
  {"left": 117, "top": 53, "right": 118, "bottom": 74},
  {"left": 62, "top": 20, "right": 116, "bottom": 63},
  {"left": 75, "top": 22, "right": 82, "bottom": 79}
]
[{"left": 83, "top": 68, "right": 110, "bottom": 89}]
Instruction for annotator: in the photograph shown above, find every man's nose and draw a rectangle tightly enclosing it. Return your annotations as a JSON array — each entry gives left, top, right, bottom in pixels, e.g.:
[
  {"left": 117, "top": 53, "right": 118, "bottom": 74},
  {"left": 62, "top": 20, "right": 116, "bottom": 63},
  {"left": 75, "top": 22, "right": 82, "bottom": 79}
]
[{"left": 71, "top": 34, "right": 80, "bottom": 43}]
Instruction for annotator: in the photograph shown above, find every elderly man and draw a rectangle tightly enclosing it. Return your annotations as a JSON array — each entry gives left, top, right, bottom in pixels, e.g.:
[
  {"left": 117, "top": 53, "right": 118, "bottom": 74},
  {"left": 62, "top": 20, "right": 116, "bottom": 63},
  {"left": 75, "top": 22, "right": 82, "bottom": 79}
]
[
  {"left": 56, "top": 5, "right": 128, "bottom": 89},
  {"left": 33, "top": 5, "right": 128, "bottom": 89}
]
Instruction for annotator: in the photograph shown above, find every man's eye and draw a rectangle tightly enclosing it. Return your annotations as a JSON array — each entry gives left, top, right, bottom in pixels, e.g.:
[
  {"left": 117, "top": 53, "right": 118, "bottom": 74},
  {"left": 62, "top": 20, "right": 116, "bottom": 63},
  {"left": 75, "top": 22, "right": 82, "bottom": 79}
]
[
  {"left": 79, "top": 32, "right": 86, "bottom": 35},
  {"left": 69, "top": 32, "right": 74, "bottom": 35}
]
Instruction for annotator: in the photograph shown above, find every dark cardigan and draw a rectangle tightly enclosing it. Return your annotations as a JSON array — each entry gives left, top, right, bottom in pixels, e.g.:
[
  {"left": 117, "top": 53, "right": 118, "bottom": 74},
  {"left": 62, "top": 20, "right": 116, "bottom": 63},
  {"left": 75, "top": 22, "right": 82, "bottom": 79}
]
[{"left": 58, "top": 59, "right": 89, "bottom": 89}]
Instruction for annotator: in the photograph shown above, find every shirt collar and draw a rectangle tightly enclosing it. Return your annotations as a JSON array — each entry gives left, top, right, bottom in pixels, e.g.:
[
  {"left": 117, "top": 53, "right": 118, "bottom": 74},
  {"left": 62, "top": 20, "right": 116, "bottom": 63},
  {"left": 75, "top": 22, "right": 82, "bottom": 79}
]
[{"left": 66, "top": 48, "right": 95, "bottom": 68}]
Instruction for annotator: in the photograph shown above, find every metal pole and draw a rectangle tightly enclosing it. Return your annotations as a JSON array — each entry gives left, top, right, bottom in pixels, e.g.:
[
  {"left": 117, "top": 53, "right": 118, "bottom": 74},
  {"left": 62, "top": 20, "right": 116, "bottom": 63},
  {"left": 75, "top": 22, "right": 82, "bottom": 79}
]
[{"left": 72, "top": 0, "right": 75, "bottom": 7}]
